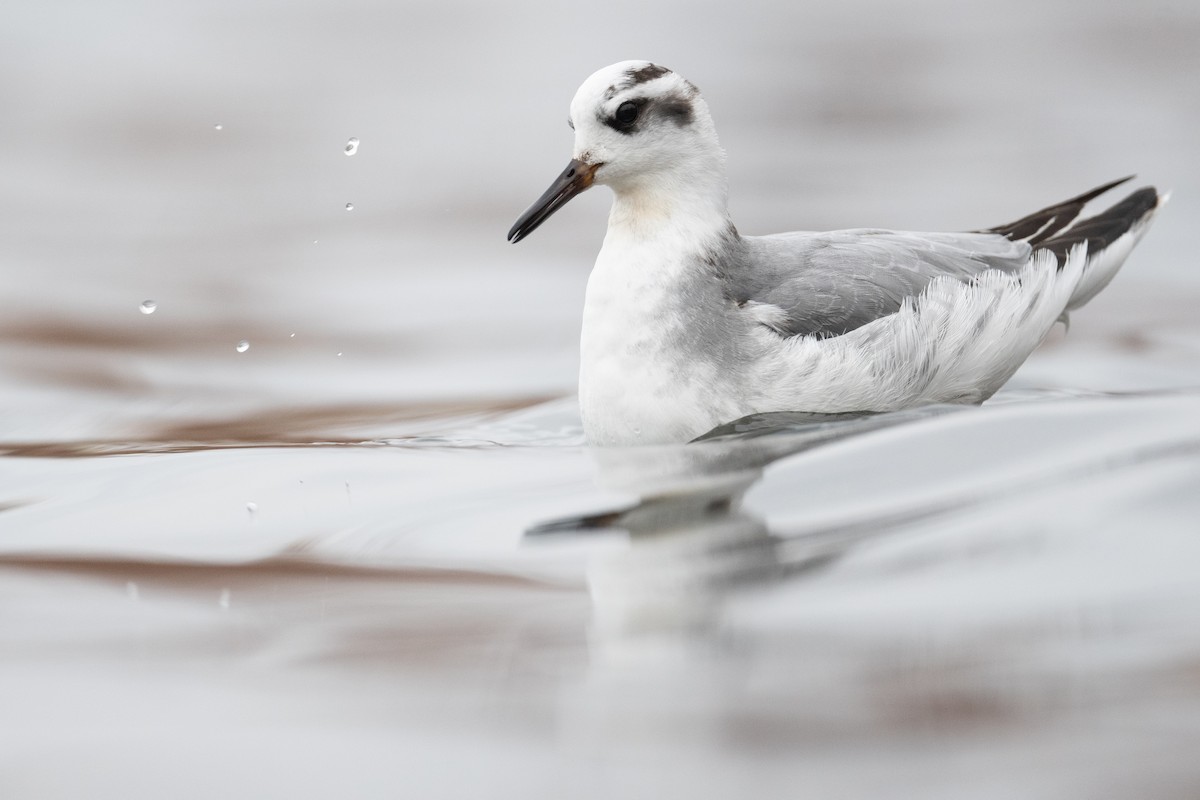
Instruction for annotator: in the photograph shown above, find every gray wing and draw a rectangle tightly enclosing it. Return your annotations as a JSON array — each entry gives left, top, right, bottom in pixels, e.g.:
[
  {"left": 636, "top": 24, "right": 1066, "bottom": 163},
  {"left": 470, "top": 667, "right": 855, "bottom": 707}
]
[{"left": 733, "top": 229, "right": 1033, "bottom": 337}]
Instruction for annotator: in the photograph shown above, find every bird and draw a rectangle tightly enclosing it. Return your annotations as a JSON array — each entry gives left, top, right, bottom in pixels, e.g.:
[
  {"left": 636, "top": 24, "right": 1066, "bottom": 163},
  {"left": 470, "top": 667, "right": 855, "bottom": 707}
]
[{"left": 507, "top": 61, "right": 1165, "bottom": 447}]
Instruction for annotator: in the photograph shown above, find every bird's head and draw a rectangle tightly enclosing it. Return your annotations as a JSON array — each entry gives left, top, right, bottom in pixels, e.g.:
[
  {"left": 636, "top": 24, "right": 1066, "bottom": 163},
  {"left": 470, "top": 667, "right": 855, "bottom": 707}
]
[{"left": 508, "top": 61, "right": 723, "bottom": 243}]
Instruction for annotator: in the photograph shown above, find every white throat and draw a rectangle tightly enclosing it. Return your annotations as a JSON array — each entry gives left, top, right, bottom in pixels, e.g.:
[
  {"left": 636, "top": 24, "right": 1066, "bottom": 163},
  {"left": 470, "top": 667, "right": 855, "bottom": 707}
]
[{"left": 606, "top": 171, "right": 731, "bottom": 244}]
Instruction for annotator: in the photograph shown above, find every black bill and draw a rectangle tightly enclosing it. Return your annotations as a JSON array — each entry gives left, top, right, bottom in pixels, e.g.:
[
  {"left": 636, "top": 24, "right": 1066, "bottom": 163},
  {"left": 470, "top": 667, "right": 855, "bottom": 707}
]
[{"left": 507, "top": 159, "right": 599, "bottom": 243}]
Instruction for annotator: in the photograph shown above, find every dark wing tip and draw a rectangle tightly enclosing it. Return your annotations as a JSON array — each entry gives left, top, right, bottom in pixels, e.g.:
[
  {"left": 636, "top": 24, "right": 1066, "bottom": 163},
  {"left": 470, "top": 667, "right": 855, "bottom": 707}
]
[
  {"left": 1036, "top": 185, "right": 1160, "bottom": 265},
  {"left": 983, "top": 176, "right": 1140, "bottom": 245}
]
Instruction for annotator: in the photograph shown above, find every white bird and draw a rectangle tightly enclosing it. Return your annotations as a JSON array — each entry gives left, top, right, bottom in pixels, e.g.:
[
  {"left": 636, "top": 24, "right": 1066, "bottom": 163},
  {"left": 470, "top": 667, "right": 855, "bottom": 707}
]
[{"left": 508, "top": 61, "right": 1165, "bottom": 446}]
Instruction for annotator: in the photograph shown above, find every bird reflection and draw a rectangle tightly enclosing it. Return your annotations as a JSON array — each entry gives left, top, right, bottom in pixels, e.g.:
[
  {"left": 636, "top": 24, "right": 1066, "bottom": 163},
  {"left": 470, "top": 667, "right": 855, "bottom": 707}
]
[{"left": 527, "top": 405, "right": 966, "bottom": 641}]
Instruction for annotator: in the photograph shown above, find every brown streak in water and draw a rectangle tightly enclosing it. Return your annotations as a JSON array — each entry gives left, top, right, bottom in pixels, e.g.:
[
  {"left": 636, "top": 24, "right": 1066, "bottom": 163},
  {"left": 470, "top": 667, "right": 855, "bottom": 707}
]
[
  {"left": 0, "top": 552, "right": 576, "bottom": 591},
  {"left": 1114, "top": 330, "right": 1154, "bottom": 353},
  {"left": 0, "top": 555, "right": 586, "bottom": 671},
  {"left": 0, "top": 394, "right": 562, "bottom": 458},
  {"left": 0, "top": 318, "right": 409, "bottom": 355},
  {"left": 3, "top": 356, "right": 153, "bottom": 394},
  {"left": 151, "top": 396, "right": 554, "bottom": 440},
  {"left": 1, "top": 319, "right": 183, "bottom": 353}
]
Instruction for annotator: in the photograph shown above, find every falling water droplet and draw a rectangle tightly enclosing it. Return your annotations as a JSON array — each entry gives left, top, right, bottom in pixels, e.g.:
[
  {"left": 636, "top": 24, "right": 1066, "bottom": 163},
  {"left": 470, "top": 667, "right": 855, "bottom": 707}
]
[
  {"left": 218, "top": 588, "right": 231, "bottom": 609},
  {"left": 344, "top": 137, "right": 359, "bottom": 156},
  {"left": 246, "top": 501, "right": 258, "bottom": 516},
  {"left": 214, "top": 123, "right": 223, "bottom": 131},
  {"left": 336, "top": 352, "right": 343, "bottom": 357},
  {"left": 345, "top": 202, "right": 355, "bottom": 211},
  {"left": 289, "top": 332, "right": 296, "bottom": 338},
  {"left": 126, "top": 581, "right": 140, "bottom": 601},
  {"left": 139, "top": 300, "right": 157, "bottom": 315},
  {"left": 236, "top": 340, "right": 250, "bottom": 353}
]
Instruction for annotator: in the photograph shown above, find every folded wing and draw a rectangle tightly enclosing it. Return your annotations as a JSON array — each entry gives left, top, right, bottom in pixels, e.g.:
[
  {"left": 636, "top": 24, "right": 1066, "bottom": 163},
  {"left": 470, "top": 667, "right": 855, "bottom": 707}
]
[
  {"left": 733, "top": 177, "right": 1160, "bottom": 339},
  {"left": 736, "top": 228, "right": 1032, "bottom": 337}
]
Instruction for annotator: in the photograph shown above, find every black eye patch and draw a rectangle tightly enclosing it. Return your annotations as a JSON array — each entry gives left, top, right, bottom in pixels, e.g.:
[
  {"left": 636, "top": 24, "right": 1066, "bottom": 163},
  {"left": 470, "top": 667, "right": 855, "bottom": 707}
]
[
  {"left": 603, "top": 99, "right": 645, "bottom": 134},
  {"left": 599, "top": 93, "right": 696, "bottom": 135}
]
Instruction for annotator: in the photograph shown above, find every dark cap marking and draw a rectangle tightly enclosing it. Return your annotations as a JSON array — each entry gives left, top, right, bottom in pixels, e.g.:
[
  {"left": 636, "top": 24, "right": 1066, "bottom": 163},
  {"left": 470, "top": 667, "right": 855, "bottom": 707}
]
[
  {"left": 627, "top": 63, "right": 671, "bottom": 85},
  {"left": 605, "top": 63, "right": 675, "bottom": 99}
]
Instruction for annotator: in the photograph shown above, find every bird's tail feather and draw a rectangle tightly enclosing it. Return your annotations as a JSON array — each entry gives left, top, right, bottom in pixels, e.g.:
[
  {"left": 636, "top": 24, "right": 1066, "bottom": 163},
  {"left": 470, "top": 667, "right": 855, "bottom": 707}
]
[{"left": 986, "top": 178, "right": 1166, "bottom": 310}]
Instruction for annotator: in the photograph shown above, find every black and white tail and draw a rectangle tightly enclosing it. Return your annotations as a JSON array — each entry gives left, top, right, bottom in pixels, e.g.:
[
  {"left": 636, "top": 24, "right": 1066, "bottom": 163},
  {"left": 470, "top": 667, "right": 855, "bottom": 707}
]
[{"left": 983, "top": 176, "right": 1166, "bottom": 310}]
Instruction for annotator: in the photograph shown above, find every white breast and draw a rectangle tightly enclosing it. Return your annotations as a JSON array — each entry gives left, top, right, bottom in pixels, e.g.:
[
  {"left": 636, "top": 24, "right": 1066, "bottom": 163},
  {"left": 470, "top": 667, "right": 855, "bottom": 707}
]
[{"left": 578, "top": 237, "right": 745, "bottom": 445}]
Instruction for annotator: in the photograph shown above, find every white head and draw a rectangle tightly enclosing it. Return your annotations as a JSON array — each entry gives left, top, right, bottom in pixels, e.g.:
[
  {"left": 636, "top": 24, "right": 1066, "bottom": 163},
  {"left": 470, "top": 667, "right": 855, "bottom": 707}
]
[{"left": 508, "top": 61, "right": 726, "bottom": 243}]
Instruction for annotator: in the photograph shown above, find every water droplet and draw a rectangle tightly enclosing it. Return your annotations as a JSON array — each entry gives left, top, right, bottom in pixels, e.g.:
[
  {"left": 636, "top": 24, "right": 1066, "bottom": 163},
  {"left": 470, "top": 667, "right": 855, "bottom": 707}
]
[
  {"left": 313, "top": 239, "right": 319, "bottom": 244},
  {"left": 126, "top": 581, "right": 139, "bottom": 601},
  {"left": 214, "top": 123, "right": 223, "bottom": 131},
  {"left": 218, "top": 588, "right": 231, "bottom": 609},
  {"left": 236, "top": 340, "right": 250, "bottom": 353},
  {"left": 345, "top": 202, "right": 355, "bottom": 211},
  {"left": 139, "top": 300, "right": 157, "bottom": 315},
  {"left": 336, "top": 352, "right": 343, "bottom": 357},
  {"left": 289, "top": 332, "right": 296, "bottom": 338},
  {"left": 246, "top": 501, "right": 258, "bottom": 516},
  {"left": 344, "top": 137, "right": 359, "bottom": 156}
]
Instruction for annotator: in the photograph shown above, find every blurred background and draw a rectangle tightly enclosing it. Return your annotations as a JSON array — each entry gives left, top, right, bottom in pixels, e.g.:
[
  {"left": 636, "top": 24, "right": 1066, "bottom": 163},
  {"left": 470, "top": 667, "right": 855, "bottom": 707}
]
[
  {"left": 2, "top": 1, "right": 1199, "bottom": 798},
  {"left": 2, "top": 0, "right": 1196, "bottom": 444}
]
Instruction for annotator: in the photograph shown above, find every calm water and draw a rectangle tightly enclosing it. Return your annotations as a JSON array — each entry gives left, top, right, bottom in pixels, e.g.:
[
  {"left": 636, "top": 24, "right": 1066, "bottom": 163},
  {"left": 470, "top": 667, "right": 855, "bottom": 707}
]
[{"left": 2, "top": 0, "right": 1200, "bottom": 797}]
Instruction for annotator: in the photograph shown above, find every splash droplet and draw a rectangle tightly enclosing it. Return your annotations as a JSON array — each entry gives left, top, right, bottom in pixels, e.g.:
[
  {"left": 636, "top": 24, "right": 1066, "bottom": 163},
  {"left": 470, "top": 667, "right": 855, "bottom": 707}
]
[
  {"left": 139, "top": 300, "right": 157, "bottom": 315},
  {"left": 236, "top": 340, "right": 250, "bottom": 353},
  {"left": 344, "top": 202, "right": 354, "bottom": 211},
  {"left": 214, "top": 123, "right": 223, "bottom": 131},
  {"left": 344, "top": 137, "right": 359, "bottom": 156},
  {"left": 289, "top": 332, "right": 296, "bottom": 338}
]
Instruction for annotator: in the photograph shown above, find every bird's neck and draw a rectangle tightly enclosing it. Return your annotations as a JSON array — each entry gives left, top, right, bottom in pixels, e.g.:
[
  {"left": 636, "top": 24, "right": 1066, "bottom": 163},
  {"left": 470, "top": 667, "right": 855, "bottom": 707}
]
[{"left": 606, "top": 169, "right": 732, "bottom": 246}]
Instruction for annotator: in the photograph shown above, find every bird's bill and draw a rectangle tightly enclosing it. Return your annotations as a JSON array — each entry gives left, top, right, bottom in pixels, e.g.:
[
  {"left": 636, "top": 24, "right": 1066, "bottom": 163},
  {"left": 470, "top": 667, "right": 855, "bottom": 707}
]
[{"left": 507, "top": 159, "right": 599, "bottom": 243}]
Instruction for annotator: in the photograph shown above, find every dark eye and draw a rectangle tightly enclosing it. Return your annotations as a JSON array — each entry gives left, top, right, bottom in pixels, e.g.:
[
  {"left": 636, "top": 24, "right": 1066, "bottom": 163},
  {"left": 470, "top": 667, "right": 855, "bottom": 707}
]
[{"left": 615, "top": 101, "right": 639, "bottom": 125}]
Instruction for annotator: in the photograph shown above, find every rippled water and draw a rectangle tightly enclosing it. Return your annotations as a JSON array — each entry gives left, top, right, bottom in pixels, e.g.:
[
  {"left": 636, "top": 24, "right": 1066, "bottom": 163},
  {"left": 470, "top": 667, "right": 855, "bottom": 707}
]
[{"left": 3, "top": 0, "right": 1200, "bottom": 797}]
